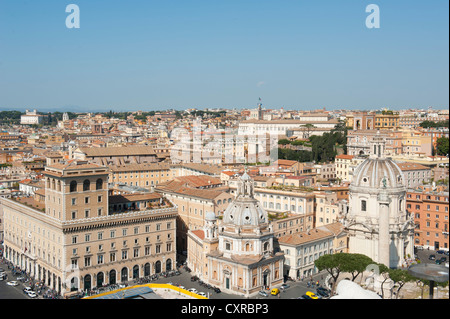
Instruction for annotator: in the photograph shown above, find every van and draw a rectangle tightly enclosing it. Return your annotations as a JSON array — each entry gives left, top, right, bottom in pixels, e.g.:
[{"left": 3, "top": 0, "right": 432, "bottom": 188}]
[{"left": 270, "top": 288, "right": 280, "bottom": 296}]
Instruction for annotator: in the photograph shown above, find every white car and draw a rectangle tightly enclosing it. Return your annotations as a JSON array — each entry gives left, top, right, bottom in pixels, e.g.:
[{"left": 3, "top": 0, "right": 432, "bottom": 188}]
[
  {"left": 7, "top": 281, "right": 19, "bottom": 286},
  {"left": 198, "top": 292, "right": 207, "bottom": 297},
  {"left": 27, "top": 291, "right": 37, "bottom": 298},
  {"left": 188, "top": 288, "right": 198, "bottom": 294}
]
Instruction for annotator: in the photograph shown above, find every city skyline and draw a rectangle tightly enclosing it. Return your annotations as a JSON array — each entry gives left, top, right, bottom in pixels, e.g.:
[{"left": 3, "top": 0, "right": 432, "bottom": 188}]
[{"left": 0, "top": 0, "right": 448, "bottom": 112}]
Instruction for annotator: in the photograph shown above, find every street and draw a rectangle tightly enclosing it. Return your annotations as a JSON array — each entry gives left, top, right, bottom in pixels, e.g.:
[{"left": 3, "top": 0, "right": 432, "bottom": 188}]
[{"left": 145, "top": 267, "right": 330, "bottom": 300}]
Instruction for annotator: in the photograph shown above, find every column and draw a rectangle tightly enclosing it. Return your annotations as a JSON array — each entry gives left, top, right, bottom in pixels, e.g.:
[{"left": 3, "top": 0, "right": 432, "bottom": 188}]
[{"left": 378, "top": 192, "right": 391, "bottom": 267}]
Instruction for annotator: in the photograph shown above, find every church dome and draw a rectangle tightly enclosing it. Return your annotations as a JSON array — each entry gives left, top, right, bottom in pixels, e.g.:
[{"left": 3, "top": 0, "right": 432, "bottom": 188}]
[
  {"left": 350, "top": 131, "right": 405, "bottom": 190},
  {"left": 351, "top": 157, "right": 405, "bottom": 190},
  {"left": 222, "top": 173, "right": 268, "bottom": 227}
]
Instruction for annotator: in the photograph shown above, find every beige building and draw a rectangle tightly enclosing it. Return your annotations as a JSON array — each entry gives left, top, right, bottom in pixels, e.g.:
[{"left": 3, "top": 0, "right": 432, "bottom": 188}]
[
  {"left": 335, "top": 154, "right": 365, "bottom": 182},
  {"left": 73, "top": 145, "right": 160, "bottom": 166},
  {"left": 0, "top": 160, "right": 177, "bottom": 296},
  {"left": 278, "top": 222, "right": 347, "bottom": 279},
  {"left": 155, "top": 177, "right": 233, "bottom": 253},
  {"left": 396, "top": 162, "right": 432, "bottom": 188},
  {"left": 109, "top": 162, "right": 174, "bottom": 189},
  {"left": 314, "top": 191, "right": 341, "bottom": 227}
]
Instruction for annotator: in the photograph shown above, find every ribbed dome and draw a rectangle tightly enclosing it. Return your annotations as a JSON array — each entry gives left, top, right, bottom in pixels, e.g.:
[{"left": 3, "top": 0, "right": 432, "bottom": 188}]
[
  {"left": 351, "top": 157, "right": 405, "bottom": 190},
  {"left": 222, "top": 173, "right": 268, "bottom": 227},
  {"left": 222, "top": 197, "right": 268, "bottom": 227}
]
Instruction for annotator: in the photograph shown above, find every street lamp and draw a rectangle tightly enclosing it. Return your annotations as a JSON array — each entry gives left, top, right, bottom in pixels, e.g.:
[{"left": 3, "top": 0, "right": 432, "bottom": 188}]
[{"left": 408, "top": 263, "right": 449, "bottom": 299}]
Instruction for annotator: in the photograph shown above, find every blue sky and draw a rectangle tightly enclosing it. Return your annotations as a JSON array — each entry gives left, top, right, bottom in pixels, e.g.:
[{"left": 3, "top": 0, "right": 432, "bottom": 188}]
[{"left": 0, "top": 0, "right": 448, "bottom": 112}]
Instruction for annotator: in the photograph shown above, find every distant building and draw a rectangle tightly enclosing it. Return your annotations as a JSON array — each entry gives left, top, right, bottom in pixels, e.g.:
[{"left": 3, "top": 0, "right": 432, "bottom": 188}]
[
  {"left": 20, "top": 109, "right": 44, "bottom": 125},
  {"left": 396, "top": 162, "right": 432, "bottom": 188}
]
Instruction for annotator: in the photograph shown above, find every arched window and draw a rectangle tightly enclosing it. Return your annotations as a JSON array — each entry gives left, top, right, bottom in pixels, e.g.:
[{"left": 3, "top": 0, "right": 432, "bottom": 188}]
[
  {"left": 96, "top": 178, "right": 103, "bottom": 190},
  {"left": 83, "top": 179, "right": 90, "bottom": 191},
  {"left": 70, "top": 181, "right": 77, "bottom": 193}
]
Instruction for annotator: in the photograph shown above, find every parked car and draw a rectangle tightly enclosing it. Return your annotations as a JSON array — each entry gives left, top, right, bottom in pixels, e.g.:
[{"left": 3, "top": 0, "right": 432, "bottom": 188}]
[
  {"left": 188, "top": 288, "right": 198, "bottom": 294},
  {"left": 429, "top": 255, "right": 436, "bottom": 260},
  {"left": 213, "top": 287, "right": 221, "bottom": 293},
  {"left": 316, "top": 289, "right": 329, "bottom": 298},
  {"left": 436, "top": 250, "right": 446, "bottom": 255},
  {"left": 27, "top": 291, "right": 37, "bottom": 298},
  {"left": 317, "top": 287, "right": 331, "bottom": 294},
  {"left": 23, "top": 287, "right": 33, "bottom": 293},
  {"left": 280, "top": 283, "right": 290, "bottom": 290},
  {"left": 198, "top": 292, "right": 207, "bottom": 297},
  {"left": 299, "top": 294, "right": 312, "bottom": 299},
  {"left": 7, "top": 281, "right": 19, "bottom": 286},
  {"left": 258, "top": 290, "right": 268, "bottom": 297}
]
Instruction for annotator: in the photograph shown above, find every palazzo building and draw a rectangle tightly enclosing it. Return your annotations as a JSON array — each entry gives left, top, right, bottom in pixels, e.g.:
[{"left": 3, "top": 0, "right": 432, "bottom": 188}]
[
  {"left": 0, "top": 160, "right": 177, "bottom": 296},
  {"left": 187, "top": 172, "right": 284, "bottom": 297},
  {"left": 341, "top": 132, "right": 415, "bottom": 268}
]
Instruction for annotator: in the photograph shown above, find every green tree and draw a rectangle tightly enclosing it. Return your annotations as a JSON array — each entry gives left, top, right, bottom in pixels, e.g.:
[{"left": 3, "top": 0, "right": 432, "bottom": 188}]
[
  {"left": 389, "top": 268, "right": 416, "bottom": 299},
  {"left": 436, "top": 137, "right": 449, "bottom": 156},
  {"left": 314, "top": 253, "right": 350, "bottom": 294},
  {"left": 278, "top": 139, "right": 291, "bottom": 145},
  {"left": 341, "top": 253, "right": 375, "bottom": 282}
]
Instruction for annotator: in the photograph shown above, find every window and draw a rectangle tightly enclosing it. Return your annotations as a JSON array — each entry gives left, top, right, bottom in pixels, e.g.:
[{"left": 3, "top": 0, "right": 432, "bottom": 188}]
[
  {"left": 96, "top": 179, "right": 103, "bottom": 190},
  {"left": 361, "top": 200, "right": 367, "bottom": 212},
  {"left": 70, "top": 181, "right": 77, "bottom": 193},
  {"left": 83, "top": 179, "right": 90, "bottom": 191}
]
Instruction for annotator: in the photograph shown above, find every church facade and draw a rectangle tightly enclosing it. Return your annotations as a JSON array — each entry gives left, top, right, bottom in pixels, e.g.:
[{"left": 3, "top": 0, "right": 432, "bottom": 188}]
[
  {"left": 341, "top": 132, "right": 415, "bottom": 268},
  {"left": 187, "top": 172, "right": 284, "bottom": 297}
]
